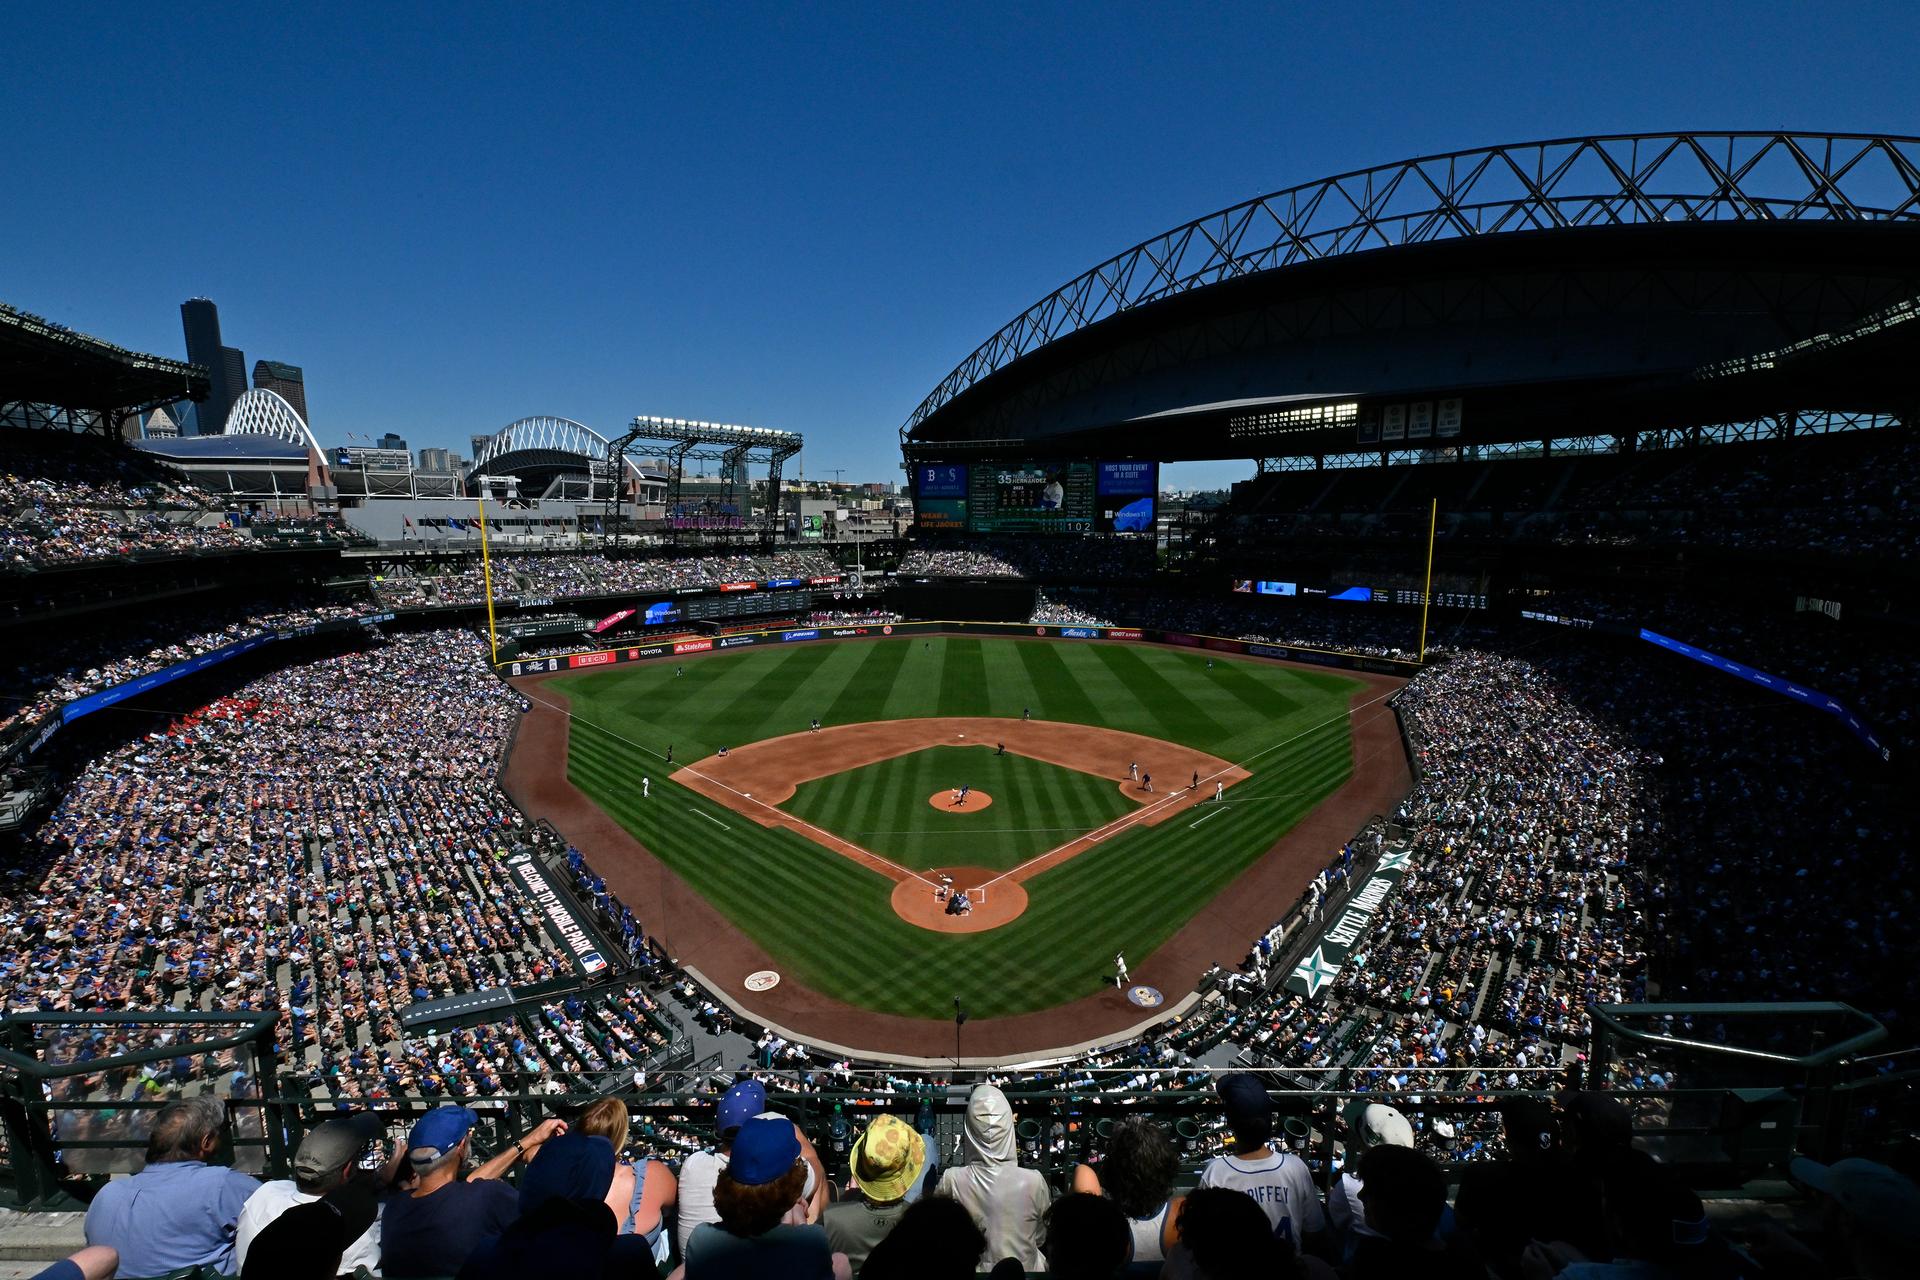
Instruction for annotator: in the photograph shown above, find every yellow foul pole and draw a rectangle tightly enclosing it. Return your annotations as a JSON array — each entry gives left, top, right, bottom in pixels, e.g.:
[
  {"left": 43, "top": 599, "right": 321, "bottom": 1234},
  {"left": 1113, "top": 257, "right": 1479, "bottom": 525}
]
[
  {"left": 1418, "top": 497, "right": 1437, "bottom": 663},
  {"left": 476, "top": 498, "right": 500, "bottom": 664}
]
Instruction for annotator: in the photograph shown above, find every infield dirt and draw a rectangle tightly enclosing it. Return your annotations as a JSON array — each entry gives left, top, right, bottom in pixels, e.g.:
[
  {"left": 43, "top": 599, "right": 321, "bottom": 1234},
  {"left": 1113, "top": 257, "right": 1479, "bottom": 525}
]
[{"left": 503, "top": 640, "right": 1410, "bottom": 1060}]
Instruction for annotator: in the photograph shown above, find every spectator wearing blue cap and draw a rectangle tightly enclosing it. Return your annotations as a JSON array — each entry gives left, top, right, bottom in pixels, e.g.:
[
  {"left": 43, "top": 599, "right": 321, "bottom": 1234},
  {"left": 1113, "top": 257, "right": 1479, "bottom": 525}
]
[
  {"left": 676, "top": 1117, "right": 850, "bottom": 1280},
  {"left": 379, "top": 1106, "right": 567, "bottom": 1279},
  {"left": 676, "top": 1079, "right": 826, "bottom": 1257}
]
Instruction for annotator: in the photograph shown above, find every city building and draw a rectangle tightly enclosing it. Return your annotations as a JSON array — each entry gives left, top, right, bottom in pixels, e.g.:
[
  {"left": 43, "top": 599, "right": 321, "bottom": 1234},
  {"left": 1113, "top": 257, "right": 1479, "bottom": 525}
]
[
  {"left": 378, "top": 431, "right": 408, "bottom": 451},
  {"left": 179, "top": 298, "right": 244, "bottom": 434},
  {"left": 416, "top": 446, "right": 455, "bottom": 473},
  {"left": 252, "top": 360, "right": 309, "bottom": 423},
  {"left": 142, "top": 405, "right": 180, "bottom": 439}
]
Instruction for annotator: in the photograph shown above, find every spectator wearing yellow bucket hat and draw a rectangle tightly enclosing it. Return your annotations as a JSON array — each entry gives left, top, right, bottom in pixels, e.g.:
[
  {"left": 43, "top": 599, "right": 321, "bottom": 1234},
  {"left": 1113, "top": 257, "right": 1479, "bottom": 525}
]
[{"left": 822, "top": 1113, "right": 927, "bottom": 1272}]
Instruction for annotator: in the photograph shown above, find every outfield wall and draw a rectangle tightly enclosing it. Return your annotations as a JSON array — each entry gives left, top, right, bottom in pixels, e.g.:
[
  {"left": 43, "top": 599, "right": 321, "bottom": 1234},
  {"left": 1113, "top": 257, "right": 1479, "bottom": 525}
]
[{"left": 496, "top": 619, "right": 1423, "bottom": 678}]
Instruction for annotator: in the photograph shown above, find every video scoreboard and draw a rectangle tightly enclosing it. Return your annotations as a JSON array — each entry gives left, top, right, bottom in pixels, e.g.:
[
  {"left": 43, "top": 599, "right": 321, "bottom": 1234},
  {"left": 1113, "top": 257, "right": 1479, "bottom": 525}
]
[
  {"left": 913, "top": 460, "right": 1156, "bottom": 535},
  {"left": 1233, "top": 578, "right": 1488, "bottom": 609}
]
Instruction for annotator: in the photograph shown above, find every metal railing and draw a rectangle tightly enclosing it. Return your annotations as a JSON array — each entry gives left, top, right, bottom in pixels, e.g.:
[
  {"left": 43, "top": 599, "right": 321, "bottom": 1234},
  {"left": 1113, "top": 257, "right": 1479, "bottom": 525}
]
[{"left": 2, "top": 1003, "right": 1910, "bottom": 1209}]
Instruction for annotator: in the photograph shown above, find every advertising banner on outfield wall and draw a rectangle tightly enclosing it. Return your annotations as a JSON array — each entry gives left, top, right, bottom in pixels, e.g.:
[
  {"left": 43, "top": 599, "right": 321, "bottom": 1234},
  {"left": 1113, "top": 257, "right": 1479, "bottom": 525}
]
[
  {"left": 507, "top": 852, "right": 609, "bottom": 976},
  {"left": 1284, "top": 849, "right": 1414, "bottom": 999},
  {"left": 500, "top": 623, "right": 1419, "bottom": 680}
]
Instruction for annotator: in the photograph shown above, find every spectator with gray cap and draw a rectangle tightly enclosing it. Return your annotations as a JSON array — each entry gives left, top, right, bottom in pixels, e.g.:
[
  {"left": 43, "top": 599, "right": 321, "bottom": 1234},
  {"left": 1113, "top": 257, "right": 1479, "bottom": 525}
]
[
  {"left": 235, "top": 1111, "right": 393, "bottom": 1274},
  {"left": 379, "top": 1104, "right": 567, "bottom": 1278},
  {"left": 240, "top": 1173, "right": 383, "bottom": 1280},
  {"left": 82, "top": 1094, "right": 260, "bottom": 1278}
]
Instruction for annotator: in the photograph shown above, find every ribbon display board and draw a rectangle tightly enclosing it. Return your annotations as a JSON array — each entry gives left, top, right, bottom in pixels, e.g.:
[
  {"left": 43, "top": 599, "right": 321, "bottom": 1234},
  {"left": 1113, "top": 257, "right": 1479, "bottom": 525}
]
[{"left": 1284, "top": 849, "right": 1414, "bottom": 999}]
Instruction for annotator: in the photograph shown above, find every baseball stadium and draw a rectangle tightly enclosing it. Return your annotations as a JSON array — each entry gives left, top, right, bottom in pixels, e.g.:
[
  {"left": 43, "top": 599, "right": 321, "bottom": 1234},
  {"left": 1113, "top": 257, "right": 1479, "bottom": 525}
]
[{"left": 3, "top": 131, "right": 1919, "bottom": 1277}]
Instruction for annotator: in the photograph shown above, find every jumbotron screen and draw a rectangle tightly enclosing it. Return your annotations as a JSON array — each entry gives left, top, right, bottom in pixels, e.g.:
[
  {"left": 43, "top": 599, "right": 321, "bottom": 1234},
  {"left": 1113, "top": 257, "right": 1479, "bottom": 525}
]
[{"left": 913, "top": 460, "right": 1155, "bottom": 534}]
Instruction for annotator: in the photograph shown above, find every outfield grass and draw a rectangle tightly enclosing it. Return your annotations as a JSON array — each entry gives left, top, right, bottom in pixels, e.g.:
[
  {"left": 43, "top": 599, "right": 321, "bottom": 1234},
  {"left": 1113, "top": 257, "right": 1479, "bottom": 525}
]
[
  {"left": 554, "top": 636, "right": 1363, "bottom": 1020},
  {"left": 782, "top": 745, "right": 1135, "bottom": 872}
]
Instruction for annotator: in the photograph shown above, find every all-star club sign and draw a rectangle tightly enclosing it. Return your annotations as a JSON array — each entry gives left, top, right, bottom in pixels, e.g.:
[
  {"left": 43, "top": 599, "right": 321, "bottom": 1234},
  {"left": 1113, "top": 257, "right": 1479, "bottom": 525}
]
[{"left": 1284, "top": 849, "right": 1414, "bottom": 1000}]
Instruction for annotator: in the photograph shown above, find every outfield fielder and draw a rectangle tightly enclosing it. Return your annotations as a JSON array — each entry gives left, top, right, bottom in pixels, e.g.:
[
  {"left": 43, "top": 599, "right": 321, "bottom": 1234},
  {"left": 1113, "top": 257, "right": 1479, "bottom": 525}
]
[{"left": 642, "top": 777, "right": 650, "bottom": 798}]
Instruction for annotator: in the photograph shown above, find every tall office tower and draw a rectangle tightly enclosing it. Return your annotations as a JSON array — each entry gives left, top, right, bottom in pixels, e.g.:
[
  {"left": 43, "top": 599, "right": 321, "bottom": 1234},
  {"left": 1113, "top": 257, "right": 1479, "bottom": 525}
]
[
  {"left": 252, "top": 360, "right": 309, "bottom": 423},
  {"left": 471, "top": 434, "right": 492, "bottom": 465},
  {"left": 378, "top": 432, "right": 408, "bottom": 452},
  {"left": 218, "top": 348, "right": 248, "bottom": 426},
  {"left": 180, "top": 298, "right": 243, "bottom": 434},
  {"left": 417, "top": 446, "right": 454, "bottom": 473}
]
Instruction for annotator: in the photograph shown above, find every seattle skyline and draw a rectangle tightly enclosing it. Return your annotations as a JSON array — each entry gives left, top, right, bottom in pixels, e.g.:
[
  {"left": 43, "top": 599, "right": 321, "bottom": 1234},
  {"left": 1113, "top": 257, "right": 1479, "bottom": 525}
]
[{"left": 5, "top": 2, "right": 1916, "bottom": 489}]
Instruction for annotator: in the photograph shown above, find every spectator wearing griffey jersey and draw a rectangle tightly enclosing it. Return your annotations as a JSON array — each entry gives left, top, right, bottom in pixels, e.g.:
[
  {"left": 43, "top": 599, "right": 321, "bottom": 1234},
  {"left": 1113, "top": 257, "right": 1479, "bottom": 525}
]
[{"left": 1194, "top": 1074, "right": 1327, "bottom": 1260}]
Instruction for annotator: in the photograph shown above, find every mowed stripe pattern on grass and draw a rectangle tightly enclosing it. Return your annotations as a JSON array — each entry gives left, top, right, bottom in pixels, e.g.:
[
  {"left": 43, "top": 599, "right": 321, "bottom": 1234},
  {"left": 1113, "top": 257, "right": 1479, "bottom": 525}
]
[
  {"left": 782, "top": 745, "right": 1137, "bottom": 873},
  {"left": 551, "top": 638, "right": 1362, "bottom": 1019}
]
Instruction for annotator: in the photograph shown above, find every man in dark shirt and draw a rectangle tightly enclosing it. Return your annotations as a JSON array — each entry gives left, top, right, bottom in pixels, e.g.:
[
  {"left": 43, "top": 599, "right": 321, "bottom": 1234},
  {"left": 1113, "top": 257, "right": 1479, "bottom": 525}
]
[
  {"left": 823, "top": 1114, "right": 927, "bottom": 1272},
  {"left": 378, "top": 1105, "right": 567, "bottom": 1278}
]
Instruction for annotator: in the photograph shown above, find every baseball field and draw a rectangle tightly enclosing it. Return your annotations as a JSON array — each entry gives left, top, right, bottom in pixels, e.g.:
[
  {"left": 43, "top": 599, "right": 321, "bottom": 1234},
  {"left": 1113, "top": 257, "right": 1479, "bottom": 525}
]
[{"left": 523, "top": 635, "right": 1376, "bottom": 1028}]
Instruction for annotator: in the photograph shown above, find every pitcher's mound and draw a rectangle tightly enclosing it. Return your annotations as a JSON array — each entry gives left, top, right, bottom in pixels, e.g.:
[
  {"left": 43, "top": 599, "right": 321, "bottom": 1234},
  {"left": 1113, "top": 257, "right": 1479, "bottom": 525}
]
[
  {"left": 929, "top": 790, "right": 993, "bottom": 812},
  {"left": 892, "top": 866, "right": 1028, "bottom": 933}
]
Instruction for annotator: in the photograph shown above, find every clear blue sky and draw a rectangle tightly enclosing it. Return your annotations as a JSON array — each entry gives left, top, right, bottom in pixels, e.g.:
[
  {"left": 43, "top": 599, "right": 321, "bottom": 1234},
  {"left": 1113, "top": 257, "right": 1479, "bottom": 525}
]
[{"left": 4, "top": 2, "right": 1914, "bottom": 489}]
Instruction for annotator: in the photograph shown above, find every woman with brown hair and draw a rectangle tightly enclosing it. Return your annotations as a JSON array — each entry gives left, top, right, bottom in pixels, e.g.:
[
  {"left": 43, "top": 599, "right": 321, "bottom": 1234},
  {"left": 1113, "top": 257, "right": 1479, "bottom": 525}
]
[
  {"left": 575, "top": 1097, "right": 678, "bottom": 1267},
  {"left": 675, "top": 1117, "right": 850, "bottom": 1280}
]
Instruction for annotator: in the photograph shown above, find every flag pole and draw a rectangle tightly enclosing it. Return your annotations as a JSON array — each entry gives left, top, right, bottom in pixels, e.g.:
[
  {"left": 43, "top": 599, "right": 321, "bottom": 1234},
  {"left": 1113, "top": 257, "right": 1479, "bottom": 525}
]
[
  {"left": 1418, "top": 497, "right": 1437, "bottom": 663},
  {"left": 476, "top": 497, "right": 500, "bottom": 665}
]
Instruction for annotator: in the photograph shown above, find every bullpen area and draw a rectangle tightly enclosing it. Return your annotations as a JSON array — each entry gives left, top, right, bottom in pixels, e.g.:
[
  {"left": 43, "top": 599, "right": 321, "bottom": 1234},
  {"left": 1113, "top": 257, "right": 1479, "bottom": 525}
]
[{"left": 503, "top": 633, "right": 1410, "bottom": 1058}]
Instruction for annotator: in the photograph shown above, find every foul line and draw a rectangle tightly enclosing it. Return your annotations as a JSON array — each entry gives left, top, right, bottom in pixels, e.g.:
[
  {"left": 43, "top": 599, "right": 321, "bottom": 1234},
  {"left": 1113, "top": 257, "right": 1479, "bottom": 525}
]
[
  {"left": 515, "top": 685, "right": 943, "bottom": 890},
  {"left": 976, "top": 683, "right": 1404, "bottom": 891},
  {"left": 688, "top": 808, "right": 730, "bottom": 830},
  {"left": 1188, "top": 806, "right": 1231, "bottom": 829}
]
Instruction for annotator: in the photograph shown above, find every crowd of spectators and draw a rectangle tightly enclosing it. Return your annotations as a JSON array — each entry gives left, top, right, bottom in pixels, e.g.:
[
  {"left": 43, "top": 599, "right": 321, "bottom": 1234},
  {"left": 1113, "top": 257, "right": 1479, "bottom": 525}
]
[
  {"left": 4, "top": 630, "right": 567, "bottom": 1073},
  {"left": 1224, "top": 425, "right": 1920, "bottom": 563},
  {"left": 0, "top": 431, "right": 355, "bottom": 566},
  {"left": 0, "top": 590, "right": 377, "bottom": 740},
  {"left": 369, "top": 550, "right": 840, "bottom": 608},
  {"left": 1028, "top": 590, "right": 1487, "bottom": 660},
  {"left": 900, "top": 537, "right": 1153, "bottom": 581},
  {"left": 60, "top": 1073, "right": 1920, "bottom": 1279},
  {"left": 1214, "top": 651, "right": 1657, "bottom": 1110},
  {"left": 1522, "top": 588, "right": 1919, "bottom": 755},
  {"left": 3, "top": 433, "right": 1913, "bottom": 1277}
]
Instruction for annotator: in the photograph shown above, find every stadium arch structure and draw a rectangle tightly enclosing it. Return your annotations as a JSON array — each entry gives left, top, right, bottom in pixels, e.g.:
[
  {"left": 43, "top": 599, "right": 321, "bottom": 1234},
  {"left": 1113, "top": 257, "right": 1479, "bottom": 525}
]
[
  {"left": 472, "top": 415, "right": 659, "bottom": 500},
  {"left": 902, "top": 132, "right": 1920, "bottom": 469},
  {"left": 224, "top": 387, "right": 326, "bottom": 451}
]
